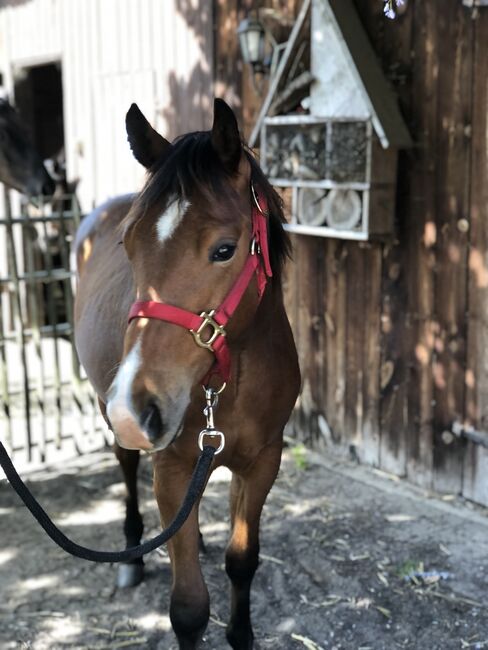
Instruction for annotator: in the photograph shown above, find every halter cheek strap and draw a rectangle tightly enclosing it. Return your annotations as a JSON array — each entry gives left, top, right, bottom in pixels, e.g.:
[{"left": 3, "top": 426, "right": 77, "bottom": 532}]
[{"left": 127, "top": 184, "right": 272, "bottom": 382}]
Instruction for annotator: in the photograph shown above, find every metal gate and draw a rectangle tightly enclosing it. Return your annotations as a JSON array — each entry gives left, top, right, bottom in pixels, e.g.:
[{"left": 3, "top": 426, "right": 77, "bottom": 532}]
[{"left": 0, "top": 191, "right": 109, "bottom": 475}]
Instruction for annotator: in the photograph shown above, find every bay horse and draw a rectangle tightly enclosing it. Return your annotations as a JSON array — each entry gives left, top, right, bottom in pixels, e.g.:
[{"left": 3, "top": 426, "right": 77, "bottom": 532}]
[
  {"left": 0, "top": 99, "right": 54, "bottom": 197},
  {"left": 73, "top": 99, "right": 300, "bottom": 649}
]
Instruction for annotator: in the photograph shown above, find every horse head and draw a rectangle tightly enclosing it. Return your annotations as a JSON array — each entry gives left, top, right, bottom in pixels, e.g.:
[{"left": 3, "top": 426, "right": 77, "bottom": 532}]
[
  {"left": 0, "top": 99, "right": 55, "bottom": 198},
  {"left": 106, "top": 99, "right": 288, "bottom": 452}
]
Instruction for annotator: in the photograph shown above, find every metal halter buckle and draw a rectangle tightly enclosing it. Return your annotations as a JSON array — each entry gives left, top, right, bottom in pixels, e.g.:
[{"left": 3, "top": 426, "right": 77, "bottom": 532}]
[{"left": 190, "top": 310, "right": 226, "bottom": 351}]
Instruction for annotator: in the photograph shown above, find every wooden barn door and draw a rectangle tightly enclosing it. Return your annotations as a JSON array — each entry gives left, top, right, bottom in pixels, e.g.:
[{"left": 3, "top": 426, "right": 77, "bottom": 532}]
[
  {"left": 348, "top": 1, "right": 488, "bottom": 505},
  {"left": 278, "top": 1, "right": 488, "bottom": 506},
  {"left": 462, "top": 13, "right": 488, "bottom": 506}
]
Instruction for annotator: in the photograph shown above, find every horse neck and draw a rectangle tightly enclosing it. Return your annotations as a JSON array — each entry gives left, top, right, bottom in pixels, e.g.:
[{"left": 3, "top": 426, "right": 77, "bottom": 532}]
[{"left": 241, "top": 280, "right": 287, "bottom": 352}]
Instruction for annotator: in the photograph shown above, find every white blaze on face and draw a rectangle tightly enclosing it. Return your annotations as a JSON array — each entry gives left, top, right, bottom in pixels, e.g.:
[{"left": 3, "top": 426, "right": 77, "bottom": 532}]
[
  {"left": 106, "top": 341, "right": 152, "bottom": 451},
  {"left": 156, "top": 198, "right": 190, "bottom": 243},
  {"left": 106, "top": 337, "right": 193, "bottom": 452}
]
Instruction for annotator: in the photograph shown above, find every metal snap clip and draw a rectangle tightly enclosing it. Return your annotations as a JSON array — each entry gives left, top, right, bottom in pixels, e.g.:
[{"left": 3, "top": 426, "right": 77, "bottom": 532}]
[{"left": 198, "top": 428, "right": 225, "bottom": 454}]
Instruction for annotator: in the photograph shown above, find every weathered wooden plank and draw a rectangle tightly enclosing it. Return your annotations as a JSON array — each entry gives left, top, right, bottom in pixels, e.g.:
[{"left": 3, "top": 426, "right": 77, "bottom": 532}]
[
  {"left": 431, "top": 0, "right": 473, "bottom": 494},
  {"left": 310, "top": 237, "right": 327, "bottom": 447},
  {"left": 290, "top": 234, "right": 308, "bottom": 440},
  {"left": 281, "top": 194, "right": 301, "bottom": 437},
  {"left": 323, "top": 239, "right": 347, "bottom": 444},
  {"left": 280, "top": 187, "right": 298, "bottom": 346},
  {"left": 292, "top": 235, "right": 324, "bottom": 445},
  {"left": 360, "top": 243, "right": 381, "bottom": 466},
  {"left": 399, "top": 0, "right": 439, "bottom": 488},
  {"left": 344, "top": 244, "right": 365, "bottom": 455},
  {"left": 339, "top": 241, "right": 381, "bottom": 465},
  {"left": 355, "top": 0, "right": 413, "bottom": 477},
  {"left": 463, "top": 9, "right": 488, "bottom": 505},
  {"left": 379, "top": 237, "right": 408, "bottom": 476}
]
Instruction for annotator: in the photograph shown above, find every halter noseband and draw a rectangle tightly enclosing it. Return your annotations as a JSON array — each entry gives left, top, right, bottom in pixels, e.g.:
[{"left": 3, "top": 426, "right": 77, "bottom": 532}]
[{"left": 127, "top": 183, "right": 272, "bottom": 382}]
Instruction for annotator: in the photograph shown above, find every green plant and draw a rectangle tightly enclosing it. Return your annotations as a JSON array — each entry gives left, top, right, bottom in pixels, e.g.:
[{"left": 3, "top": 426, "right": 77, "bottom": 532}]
[
  {"left": 397, "top": 559, "right": 424, "bottom": 579},
  {"left": 290, "top": 443, "right": 308, "bottom": 471}
]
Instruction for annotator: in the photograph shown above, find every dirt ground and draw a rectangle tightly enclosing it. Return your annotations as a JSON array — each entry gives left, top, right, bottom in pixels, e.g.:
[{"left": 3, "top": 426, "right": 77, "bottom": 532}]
[{"left": 2, "top": 443, "right": 488, "bottom": 650}]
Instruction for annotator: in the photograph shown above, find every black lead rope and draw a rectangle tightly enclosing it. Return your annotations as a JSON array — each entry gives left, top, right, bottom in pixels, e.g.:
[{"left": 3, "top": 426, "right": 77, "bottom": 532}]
[{"left": 0, "top": 441, "right": 216, "bottom": 563}]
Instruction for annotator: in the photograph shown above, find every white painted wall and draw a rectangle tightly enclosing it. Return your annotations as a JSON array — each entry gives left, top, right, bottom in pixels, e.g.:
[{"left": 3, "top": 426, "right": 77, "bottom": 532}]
[{"left": 0, "top": 0, "right": 213, "bottom": 211}]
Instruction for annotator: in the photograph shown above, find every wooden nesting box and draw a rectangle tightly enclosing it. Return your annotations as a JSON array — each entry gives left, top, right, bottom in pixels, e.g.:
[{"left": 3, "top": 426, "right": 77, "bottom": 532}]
[{"left": 252, "top": 0, "right": 411, "bottom": 241}]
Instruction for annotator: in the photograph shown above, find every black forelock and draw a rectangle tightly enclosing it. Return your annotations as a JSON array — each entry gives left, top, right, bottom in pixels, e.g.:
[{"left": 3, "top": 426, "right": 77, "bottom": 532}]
[
  {"left": 138, "top": 130, "right": 233, "bottom": 207},
  {"left": 135, "top": 130, "right": 291, "bottom": 278}
]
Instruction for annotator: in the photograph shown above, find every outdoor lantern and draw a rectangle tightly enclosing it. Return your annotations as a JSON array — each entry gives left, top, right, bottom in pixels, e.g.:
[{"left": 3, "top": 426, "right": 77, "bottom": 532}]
[{"left": 237, "top": 16, "right": 267, "bottom": 73}]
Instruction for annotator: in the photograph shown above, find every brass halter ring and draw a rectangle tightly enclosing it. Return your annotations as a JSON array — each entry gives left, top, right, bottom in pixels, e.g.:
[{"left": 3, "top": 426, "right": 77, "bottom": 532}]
[{"left": 190, "top": 310, "right": 226, "bottom": 352}]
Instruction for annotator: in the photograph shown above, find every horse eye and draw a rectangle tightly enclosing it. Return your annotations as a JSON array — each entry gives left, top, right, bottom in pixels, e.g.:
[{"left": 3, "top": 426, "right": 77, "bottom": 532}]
[{"left": 210, "top": 243, "right": 237, "bottom": 263}]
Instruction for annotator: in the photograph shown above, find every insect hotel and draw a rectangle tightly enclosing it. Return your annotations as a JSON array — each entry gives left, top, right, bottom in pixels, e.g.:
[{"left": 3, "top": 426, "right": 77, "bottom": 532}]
[{"left": 251, "top": 0, "right": 411, "bottom": 240}]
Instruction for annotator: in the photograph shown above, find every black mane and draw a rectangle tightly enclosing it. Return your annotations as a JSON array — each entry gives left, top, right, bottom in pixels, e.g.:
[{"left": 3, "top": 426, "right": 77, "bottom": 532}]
[{"left": 135, "top": 130, "right": 291, "bottom": 278}]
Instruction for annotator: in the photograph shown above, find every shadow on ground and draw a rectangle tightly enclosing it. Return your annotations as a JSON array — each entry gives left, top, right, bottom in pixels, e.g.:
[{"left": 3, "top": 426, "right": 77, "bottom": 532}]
[{"left": 1, "top": 445, "right": 488, "bottom": 650}]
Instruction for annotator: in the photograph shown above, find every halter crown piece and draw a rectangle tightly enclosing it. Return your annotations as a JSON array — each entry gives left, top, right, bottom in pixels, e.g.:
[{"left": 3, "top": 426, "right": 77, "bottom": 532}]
[{"left": 127, "top": 182, "right": 272, "bottom": 383}]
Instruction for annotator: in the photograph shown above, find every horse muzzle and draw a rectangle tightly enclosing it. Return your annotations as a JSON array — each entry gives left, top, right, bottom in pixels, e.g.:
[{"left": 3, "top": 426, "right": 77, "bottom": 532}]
[{"left": 107, "top": 400, "right": 177, "bottom": 452}]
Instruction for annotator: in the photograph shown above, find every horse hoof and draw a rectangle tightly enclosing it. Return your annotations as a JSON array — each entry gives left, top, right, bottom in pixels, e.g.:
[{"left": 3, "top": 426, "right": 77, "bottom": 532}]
[{"left": 117, "top": 563, "right": 144, "bottom": 588}]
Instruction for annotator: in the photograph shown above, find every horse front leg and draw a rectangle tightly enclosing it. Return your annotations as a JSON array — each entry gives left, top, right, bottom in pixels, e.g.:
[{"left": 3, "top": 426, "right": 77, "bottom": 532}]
[
  {"left": 113, "top": 444, "right": 144, "bottom": 587},
  {"left": 153, "top": 451, "right": 210, "bottom": 650},
  {"left": 99, "top": 396, "right": 144, "bottom": 588},
  {"left": 225, "top": 441, "right": 282, "bottom": 650}
]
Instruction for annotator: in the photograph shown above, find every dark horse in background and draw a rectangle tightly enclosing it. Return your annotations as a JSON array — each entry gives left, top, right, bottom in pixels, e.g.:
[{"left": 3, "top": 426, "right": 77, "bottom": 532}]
[
  {"left": 74, "top": 99, "right": 300, "bottom": 649},
  {"left": 0, "top": 98, "right": 54, "bottom": 198}
]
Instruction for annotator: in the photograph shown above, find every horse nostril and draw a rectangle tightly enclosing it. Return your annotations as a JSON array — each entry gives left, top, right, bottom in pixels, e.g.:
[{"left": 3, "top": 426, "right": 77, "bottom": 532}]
[{"left": 140, "top": 401, "right": 163, "bottom": 442}]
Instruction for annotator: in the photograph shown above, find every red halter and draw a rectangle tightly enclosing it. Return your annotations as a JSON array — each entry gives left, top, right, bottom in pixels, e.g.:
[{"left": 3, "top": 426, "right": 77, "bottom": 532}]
[{"left": 127, "top": 184, "right": 272, "bottom": 383}]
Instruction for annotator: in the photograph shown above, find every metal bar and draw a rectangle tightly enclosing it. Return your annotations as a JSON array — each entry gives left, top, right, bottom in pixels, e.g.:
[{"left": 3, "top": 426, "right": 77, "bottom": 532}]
[
  {"left": 4, "top": 187, "right": 32, "bottom": 460},
  {"left": 56, "top": 198, "right": 82, "bottom": 449},
  {"left": 40, "top": 215, "right": 63, "bottom": 448},
  {"left": 6, "top": 378, "right": 81, "bottom": 398},
  {"left": 0, "top": 322, "right": 73, "bottom": 342},
  {"left": 55, "top": 196, "right": 73, "bottom": 328},
  {"left": 69, "top": 195, "right": 106, "bottom": 447},
  {"left": 264, "top": 114, "right": 373, "bottom": 125},
  {"left": 1, "top": 195, "right": 110, "bottom": 469},
  {"left": 284, "top": 222, "right": 369, "bottom": 240},
  {"left": 0, "top": 270, "right": 74, "bottom": 284},
  {"left": 23, "top": 214, "right": 47, "bottom": 463},
  {"left": 0, "top": 285, "right": 13, "bottom": 448},
  {"left": 0, "top": 213, "right": 77, "bottom": 225},
  {"left": 462, "top": 1, "right": 488, "bottom": 7},
  {"left": 270, "top": 178, "right": 370, "bottom": 191},
  {"left": 451, "top": 421, "right": 488, "bottom": 449}
]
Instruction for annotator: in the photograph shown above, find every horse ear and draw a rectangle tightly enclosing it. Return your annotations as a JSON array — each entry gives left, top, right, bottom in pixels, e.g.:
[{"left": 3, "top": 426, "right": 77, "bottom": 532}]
[
  {"left": 211, "top": 98, "right": 242, "bottom": 173},
  {"left": 126, "top": 103, "right": 171, "bottom": 169}
]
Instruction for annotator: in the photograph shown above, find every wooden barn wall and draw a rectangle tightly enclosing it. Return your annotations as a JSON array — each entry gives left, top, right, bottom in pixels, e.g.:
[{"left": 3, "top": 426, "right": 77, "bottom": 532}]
[
  {"left": 0, "top": 0, "right": 213, "bottom": 211},
  {"left": 214, "top": 0, "right": 302, "bottom": 139},
  {"left": 216, "top": 0, "right": 488, "bottom": 504}
]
